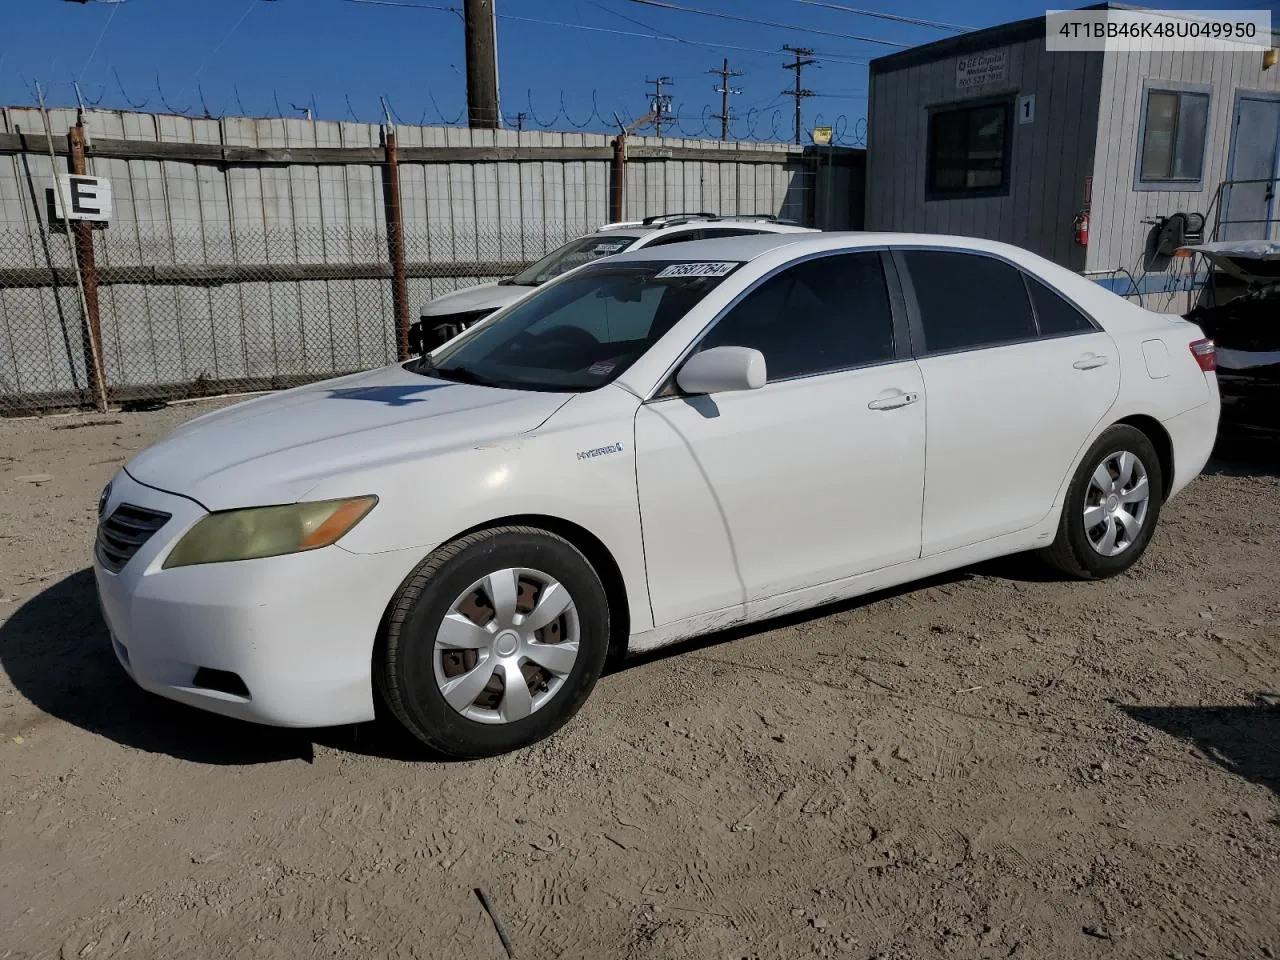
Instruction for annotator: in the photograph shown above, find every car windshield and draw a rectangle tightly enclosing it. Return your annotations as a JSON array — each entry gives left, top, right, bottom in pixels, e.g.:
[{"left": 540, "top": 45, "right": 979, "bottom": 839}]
[
  {"left": 413, "top": 260, "right": 743, "bottom": 391},
  {"left": 503, "top": 234, "right": 642, "bottom": 286}
]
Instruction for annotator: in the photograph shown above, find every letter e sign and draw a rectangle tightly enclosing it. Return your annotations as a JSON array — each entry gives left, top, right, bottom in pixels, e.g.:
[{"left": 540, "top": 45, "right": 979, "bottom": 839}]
[{"left": 53, "top": 175, "right": 112, "bottom": 222}]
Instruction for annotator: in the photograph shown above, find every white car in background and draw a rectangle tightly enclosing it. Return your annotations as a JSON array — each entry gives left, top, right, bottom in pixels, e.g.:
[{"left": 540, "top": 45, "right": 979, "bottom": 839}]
[
  {"left": 94, "top": 232, "right": 1220, "bottom": 759},
  {"left": 412, "top": 213, "right": 816, "bottom": 350}
]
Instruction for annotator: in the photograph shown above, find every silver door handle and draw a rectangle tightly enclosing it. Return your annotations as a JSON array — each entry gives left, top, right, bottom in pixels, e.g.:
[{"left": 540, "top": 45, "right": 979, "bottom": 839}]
[
  {"left": 1073, "top": 355, "right": 1109, "bottom": 370},
  {"left": 867, "top": 392, "right": 920, "bottom": 411}
]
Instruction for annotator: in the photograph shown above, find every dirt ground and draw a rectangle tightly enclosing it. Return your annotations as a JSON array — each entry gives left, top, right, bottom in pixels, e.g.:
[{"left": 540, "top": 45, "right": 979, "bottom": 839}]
[{"left": 1, "top": 400, "right": 1277, "bottom": 960}]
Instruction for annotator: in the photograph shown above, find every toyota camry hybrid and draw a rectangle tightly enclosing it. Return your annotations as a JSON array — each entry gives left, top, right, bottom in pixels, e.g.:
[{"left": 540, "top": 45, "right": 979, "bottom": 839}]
[{"left": 94, "top": 233, "right": 1220, "bottom": 758}]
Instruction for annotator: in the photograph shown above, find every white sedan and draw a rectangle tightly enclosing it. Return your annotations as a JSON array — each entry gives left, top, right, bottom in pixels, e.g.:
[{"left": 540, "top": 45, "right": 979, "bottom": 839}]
[{"left": 94, "top": 233, "right": 1220, "bottom": 757}]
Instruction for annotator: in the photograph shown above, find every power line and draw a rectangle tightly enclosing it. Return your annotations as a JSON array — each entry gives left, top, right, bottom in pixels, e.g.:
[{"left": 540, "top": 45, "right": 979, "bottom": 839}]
[
  {"left": 77, "top": 0, "right": 124, "bottom": 81},
  {"left": 786, "top": 0, "right": 973, "bottom": 33},
  {"left": 622, "top": 0, "right": 910, "bottom": 48},
  {"left": 709, "top": 58, "right": 742, "bottom": 141},
  {"left": 344, "top": 0, "right": 872, "bottom": 65},
  {"left": 782, "top": 45, "right": 815, "bottom": 145}
]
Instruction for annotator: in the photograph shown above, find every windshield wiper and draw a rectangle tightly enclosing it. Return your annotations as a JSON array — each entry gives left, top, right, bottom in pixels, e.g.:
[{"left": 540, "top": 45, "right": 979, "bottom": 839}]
[{"left": 429, "top": 364, "right": 504, "bottom": 388}]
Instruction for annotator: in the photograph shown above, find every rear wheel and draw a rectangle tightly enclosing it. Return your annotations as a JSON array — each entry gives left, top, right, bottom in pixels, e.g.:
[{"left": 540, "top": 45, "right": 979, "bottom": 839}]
[
  {"left": 376, "top": 526, "right": 610, "bottom": 758},
  {"left": 1040, "top": 424, "right": 1163, "bottom": 579}
]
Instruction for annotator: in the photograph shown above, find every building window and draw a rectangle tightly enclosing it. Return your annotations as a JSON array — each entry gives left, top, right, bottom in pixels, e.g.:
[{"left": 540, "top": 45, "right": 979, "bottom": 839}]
[
  {"left": 926, "top": 100, "right": 1012, "bottom": 198},
  {"left": 1137, "top": 87, "right": 1210, "bottom": 188}
]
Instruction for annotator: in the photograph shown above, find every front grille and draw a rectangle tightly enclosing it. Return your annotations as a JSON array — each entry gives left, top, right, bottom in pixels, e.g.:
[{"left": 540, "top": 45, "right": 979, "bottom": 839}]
[{"left": 96, "top": 503, "right": 171, "bottom": 573}]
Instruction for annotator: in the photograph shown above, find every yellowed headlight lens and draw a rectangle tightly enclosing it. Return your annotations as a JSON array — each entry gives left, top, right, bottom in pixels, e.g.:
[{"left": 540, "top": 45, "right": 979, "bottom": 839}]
[{"left": 162, "top": 496, "right": 377, "bottom": 569}]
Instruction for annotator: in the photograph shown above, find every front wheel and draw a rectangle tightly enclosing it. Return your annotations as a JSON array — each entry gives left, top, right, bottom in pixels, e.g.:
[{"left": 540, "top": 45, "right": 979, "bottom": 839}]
[
  {"left": 1040, "top": 424, "right": 1164, "bottom": 579},
  {"left": 376, "top": 526, "right": 611, "bottom": 758}
]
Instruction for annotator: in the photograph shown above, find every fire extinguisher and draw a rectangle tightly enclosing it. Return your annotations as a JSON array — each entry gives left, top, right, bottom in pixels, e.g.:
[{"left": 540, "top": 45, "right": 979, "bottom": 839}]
[{"left": 1073, "top": 210, "right": 1089, "bottom": 246}]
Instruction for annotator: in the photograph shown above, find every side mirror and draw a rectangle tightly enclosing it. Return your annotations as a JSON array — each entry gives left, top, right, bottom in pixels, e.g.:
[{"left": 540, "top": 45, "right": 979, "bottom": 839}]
[{"left": 676, "top": 346, "right": 767, "bottom": 395}]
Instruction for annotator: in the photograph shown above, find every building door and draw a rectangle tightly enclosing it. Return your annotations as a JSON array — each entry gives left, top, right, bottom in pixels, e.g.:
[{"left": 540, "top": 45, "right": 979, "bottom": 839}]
[{"left": 1223, "top": 95, "right": 1280, "bottom": 241}]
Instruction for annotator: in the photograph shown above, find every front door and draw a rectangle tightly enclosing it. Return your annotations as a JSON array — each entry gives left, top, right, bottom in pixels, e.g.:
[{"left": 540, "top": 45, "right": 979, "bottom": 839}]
[
  {"left": 1224, "top": 95, "right": 1280, "bottom": 241},
  {"left": 634, "top": 251, "right": 927, "bottom": 626}
]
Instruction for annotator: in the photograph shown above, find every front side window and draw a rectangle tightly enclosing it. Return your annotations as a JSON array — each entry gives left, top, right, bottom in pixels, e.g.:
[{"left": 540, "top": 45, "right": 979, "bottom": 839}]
[
  {"left": 420, "top": 260, "right": 740, "bottom": 391},
  {"left": 504, "top": 234, "right": 641, "bottom": 287},
  {"left": 901, "top": 250, "right": 1036, "bottom": 353},
  {"left": 1138, "top": 88, "right": 1210, "bottom": 185},
  {"left": 694, "top": 252, "right": 896, "bottom": 381},
  {"left": 927, "top": 100, "right": 1012, "bottom": 197}
]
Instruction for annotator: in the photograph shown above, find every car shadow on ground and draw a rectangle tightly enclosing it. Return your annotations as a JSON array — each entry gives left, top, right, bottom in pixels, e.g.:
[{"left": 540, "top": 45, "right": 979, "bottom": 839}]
[
  {"left": 8, "top": 561, "right": 1272, "bottom": 773},
  {"left": 1205, "top": 435, "right": 1280, "bottom": 478},
  {"left": 0, "top": 570, "right": 320, "bottom": 765},
  {"left": 1123, "top": 703, "right": 1280, "bottom": 798},
  {"left": 1, "top": 566, "right": 982, "bottom": 765}
]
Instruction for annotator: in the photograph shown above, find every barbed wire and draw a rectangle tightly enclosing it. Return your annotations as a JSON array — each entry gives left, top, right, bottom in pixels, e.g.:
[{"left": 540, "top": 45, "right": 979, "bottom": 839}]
[{"left": 9, "top": 79, "right": 866, "bottom": 146}]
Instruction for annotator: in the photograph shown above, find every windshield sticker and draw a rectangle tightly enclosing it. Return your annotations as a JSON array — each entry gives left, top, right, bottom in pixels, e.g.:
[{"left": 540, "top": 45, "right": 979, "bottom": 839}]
[
  {"left": 654, "top": 261, "right": 739, "bottom": 279},
  {"left": 576, "top": 442, "right": 625, "bottom": 462},
  {"left": 587, "top": 360, "right": 617, "bottom": 376},
  {"left": 591, "top": 241, "right": 630, "bottom": 254}
]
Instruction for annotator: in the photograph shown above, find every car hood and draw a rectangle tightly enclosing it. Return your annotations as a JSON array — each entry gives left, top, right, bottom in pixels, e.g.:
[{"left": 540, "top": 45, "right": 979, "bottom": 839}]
[
  {"left": 419, "top": 282, "right": 529, "bottom": 318},
  {"left": 125, "top": 364, "right": 572, "bottom": 511}
]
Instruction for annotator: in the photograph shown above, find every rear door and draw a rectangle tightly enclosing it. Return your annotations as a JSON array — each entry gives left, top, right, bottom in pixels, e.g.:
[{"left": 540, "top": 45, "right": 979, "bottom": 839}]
[{"left": 894, "top": 249, "right": 1120, "bottom": 556}]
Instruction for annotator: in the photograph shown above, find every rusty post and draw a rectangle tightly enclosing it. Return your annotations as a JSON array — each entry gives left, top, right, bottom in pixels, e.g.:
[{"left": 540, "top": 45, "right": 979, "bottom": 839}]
[
  {"left": 609, "top": 134, "right": 626, "bottom": 224},
  {"left": 68, "top": 124, "right": 107, "bottom": 409},
  {"left": 382, "top": 127, "right": 412, "bottom": 361}
]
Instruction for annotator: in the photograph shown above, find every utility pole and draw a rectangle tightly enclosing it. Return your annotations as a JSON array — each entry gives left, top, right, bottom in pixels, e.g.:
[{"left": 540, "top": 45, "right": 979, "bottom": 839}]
[
  {"left": 782, "top": 45, "right": 816, "bottom": 145},
  {"left": 646, "top": 76, "right": 677, "bottom": 137},
  {"left": 464, "top": 0, "right": 501, "bottom": 128},
  {"left": 709, "top": 58, "right": 743, "bottom": 141}
]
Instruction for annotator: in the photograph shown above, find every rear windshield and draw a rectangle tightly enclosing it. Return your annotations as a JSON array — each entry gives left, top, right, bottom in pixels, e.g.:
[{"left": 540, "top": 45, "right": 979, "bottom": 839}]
[
  {"left": 506, "top": 234, "right": 642, "bottom": 286},
  {"left": 420, "top": 260, "right": 743, "bottom": 391}
]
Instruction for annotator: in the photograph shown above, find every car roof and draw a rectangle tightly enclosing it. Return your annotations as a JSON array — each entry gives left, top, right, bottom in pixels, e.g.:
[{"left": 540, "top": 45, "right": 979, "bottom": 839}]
[
  {"left": 606, "top": 231, "right": 1064, "bottom": 264},
  {"left": 593, "top": 216, "right": 815, "bottom": 239}
]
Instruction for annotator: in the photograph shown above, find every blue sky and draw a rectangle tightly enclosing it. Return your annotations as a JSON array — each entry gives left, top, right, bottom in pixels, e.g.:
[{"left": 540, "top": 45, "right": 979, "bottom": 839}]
[{"left": 1, "top": 0, "right": 1266, "bottom": 143}]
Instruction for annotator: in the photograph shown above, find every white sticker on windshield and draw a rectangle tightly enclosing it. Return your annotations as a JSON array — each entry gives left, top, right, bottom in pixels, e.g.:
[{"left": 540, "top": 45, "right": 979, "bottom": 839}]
[
  {"left": 592, "top": 241, "right": 629, "bottom": 253},
  {"left": 654, "top": 261, "right": 740, "bottom": 279}
]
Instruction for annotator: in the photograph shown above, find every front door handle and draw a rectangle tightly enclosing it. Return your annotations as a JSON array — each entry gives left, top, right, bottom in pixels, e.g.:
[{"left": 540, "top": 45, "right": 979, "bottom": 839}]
[
  {"left": 867, "top": 392, "right": 920, "bottom": 411},
  {"left": 1073, "top": 354, "right": 1110, "bottom": 370}
]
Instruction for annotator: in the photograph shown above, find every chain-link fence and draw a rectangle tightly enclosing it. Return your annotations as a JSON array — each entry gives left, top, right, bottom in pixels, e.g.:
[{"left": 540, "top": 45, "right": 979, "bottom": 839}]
[
  {"left": 0, "top": 108, "right": 864, "bottom": 416},
  {"left": 0, "top": 219, "right": 597, "bottom": 416}
]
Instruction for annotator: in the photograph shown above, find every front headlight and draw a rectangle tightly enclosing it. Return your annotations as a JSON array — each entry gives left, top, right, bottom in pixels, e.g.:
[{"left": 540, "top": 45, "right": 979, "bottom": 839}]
[{"left": 162, "top": 496, "right": 377, "bottom": 569}]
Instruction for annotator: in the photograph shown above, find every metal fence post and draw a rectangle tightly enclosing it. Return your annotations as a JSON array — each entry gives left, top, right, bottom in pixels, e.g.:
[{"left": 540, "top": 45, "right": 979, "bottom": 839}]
[
  {"left": 382, "top": 125, "right": 412, "bottom": 361},
  {"left": 68, "top": 123, "right": 107, "bottom": 407}
]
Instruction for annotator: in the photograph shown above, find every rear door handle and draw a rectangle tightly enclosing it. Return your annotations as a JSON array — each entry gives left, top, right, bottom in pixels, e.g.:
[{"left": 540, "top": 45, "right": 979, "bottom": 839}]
[
  {"left": 867, "top": 392, "right": 920, "bottom": 411},
  {"left": 1073, "top": 355, "right": 1109, "bottom": 370}
]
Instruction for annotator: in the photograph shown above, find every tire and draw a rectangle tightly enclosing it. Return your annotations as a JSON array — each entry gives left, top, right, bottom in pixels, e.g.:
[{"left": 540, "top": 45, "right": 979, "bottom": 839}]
[
  {"left": 376, "top": 526, "right": 611, "bottom": 759},
  {"left": 1039, "top": 424, "right": 1164, "bottom": 580}
]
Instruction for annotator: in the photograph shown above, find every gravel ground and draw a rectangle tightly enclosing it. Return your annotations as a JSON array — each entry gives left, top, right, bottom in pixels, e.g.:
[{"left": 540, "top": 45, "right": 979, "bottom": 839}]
[{"left": 1, "top": 400, "right": 1277, "bottom": 960}]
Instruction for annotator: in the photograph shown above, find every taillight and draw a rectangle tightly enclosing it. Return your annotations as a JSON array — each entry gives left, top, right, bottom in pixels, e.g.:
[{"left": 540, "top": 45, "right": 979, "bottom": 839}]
[{"left": 1189, "top": 338, "right": 1216, "bottom": 372}]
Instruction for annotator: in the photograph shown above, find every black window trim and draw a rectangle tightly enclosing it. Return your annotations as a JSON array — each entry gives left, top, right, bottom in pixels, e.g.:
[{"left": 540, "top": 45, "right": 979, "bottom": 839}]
[
  {"left": 1133, "top": 80, "right": 1212, "bottom": 193},
  {"left": 925, "top": 94, "right": 1016, "bottom": 202},
  {"left": 644, "top": 247, "right": 912, "bottom": 402},
  {"left": 889, "top": 246, "right": 1101, "bottom": 359}
]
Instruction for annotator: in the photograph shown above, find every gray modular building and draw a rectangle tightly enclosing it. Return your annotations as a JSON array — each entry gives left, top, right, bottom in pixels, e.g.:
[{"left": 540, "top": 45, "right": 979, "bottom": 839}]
[{"left": 865, "top": 4, "right": 1280, "bottom": 310}]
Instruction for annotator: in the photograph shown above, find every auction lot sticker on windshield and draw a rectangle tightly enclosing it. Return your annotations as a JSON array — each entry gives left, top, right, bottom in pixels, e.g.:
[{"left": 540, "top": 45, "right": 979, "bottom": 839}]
[{"left": 655, "top": 261, "right": 740, "bottom": 279}]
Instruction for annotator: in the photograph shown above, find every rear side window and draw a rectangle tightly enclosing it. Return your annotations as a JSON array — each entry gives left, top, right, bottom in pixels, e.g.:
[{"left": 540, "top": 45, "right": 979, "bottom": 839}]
[
  {"left": 696, "top": 252, "right": 895, "bottom": 381},
  {"left": 1025, "top": 274, "right": 1095, "bottom": 335},
  {"left": 901, "top": 250, "right": 1037, "bottom": 353}
]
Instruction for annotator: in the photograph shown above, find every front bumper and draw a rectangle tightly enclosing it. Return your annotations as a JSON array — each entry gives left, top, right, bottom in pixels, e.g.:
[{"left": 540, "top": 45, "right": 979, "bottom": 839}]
[{"left": 93, "top": 470, "right": 424, "bottom": 728}]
